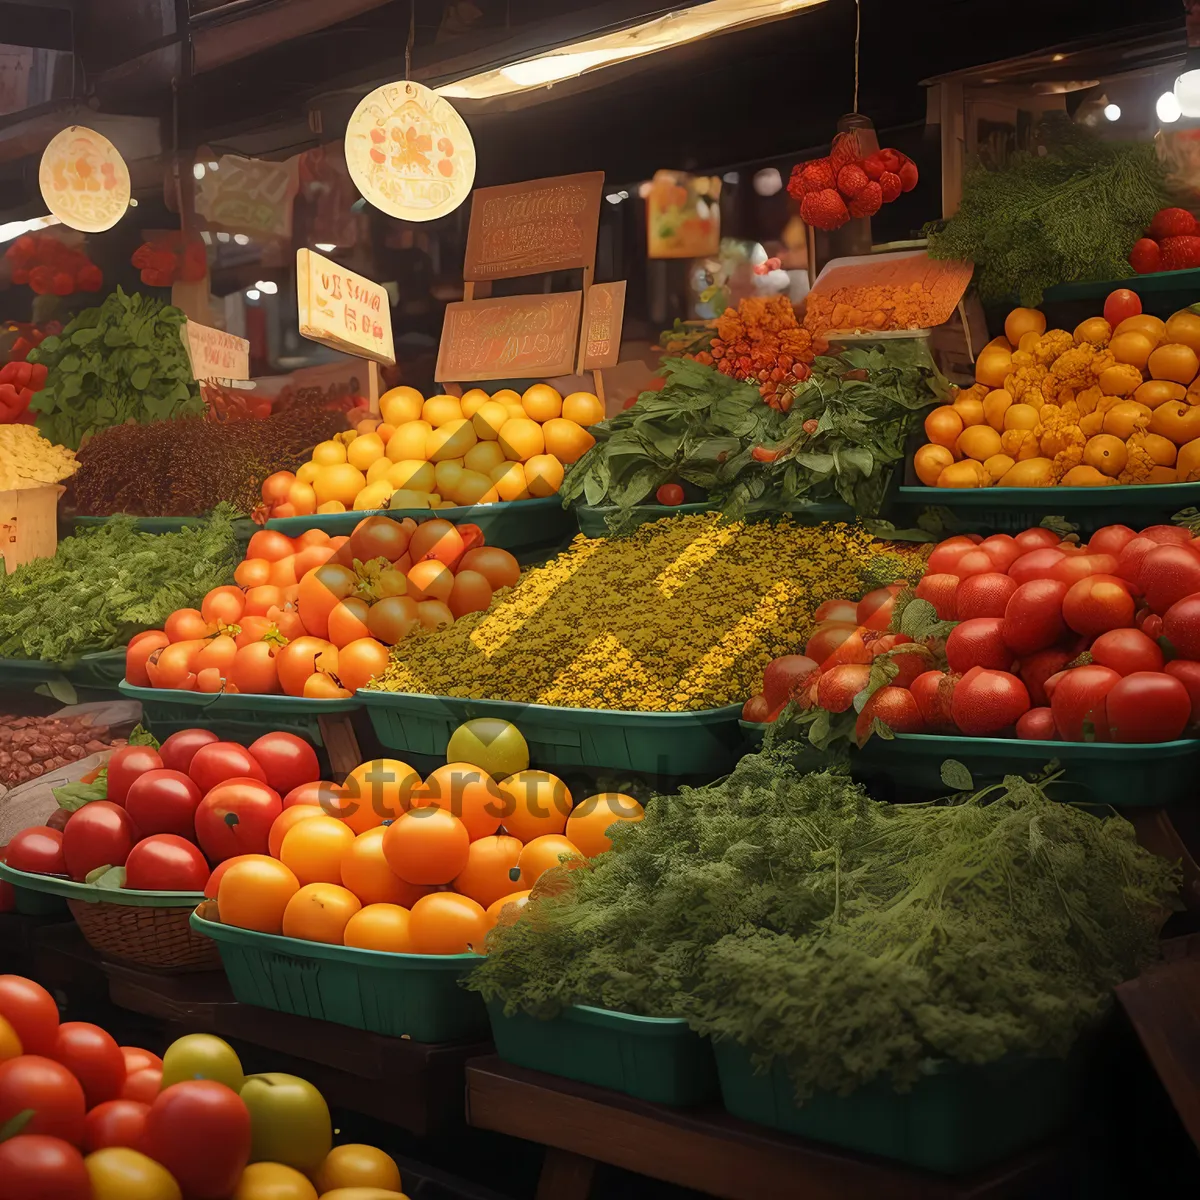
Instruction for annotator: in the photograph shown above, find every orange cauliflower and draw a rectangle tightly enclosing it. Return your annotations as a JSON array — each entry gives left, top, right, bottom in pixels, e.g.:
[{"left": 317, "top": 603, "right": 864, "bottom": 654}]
[
  {"left": 1076, "top": 386, "right": 1104, "bottom": 416},
  {"left": 1119, "top": 435, "right": 1156, "bottom": 484},
  {"left": 1001, "top": 428, "right": 1041, "bottom": 461},
  {"left": 1036, "top": 402, "right": 1086, "bottom": 479},
  {"left": 1046, "top": 344, "right": 1100, "bottom": 396},
  {"left": 1032, "top": 329, "right": 1075, "bottom": 367}
]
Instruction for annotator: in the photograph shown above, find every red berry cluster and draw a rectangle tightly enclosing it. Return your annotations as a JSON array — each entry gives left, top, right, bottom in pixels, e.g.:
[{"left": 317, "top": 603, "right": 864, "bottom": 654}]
[
  {"left": 5, "top": 235, "right": 102, "bottom": 296},
  {"left": 788, "top": 134, "right": 919, "bottom": 232},
  {"left": 1129, "top": 207, "right": 1200, "bottom": 274},
  {"left": 132, "top": 234, "right": 208, "bottom": 288}
]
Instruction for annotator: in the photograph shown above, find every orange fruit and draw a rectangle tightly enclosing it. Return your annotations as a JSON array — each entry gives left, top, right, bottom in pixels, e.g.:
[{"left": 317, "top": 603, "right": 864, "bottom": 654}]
[
  {"left": 565, "top": 794, "right": 645, "bottom": 857},
  {"left": 1003, "top": 403, "right": 1038, "bottom": 431},
  {"left": 388, "top": 459, "right": 436, "bottom": 492},
  {"left": 515, "top": 834, "right": 583, "bottom": 888},
  {"left": 524, "top": 454, "right": 564, "bottom": 497},
  {"left": 974, "top": 346, "right": 1012, "bottom": 389},
  {"left": 1004, "top": 308, "right": 1045, "bottom": 346},
  {"left": 1166, "top": 311, "right": 1200, "bottom": 354},
  {"left": 282, "top": 882, "right": 361, "bottom": 944},
  {"left": 1115, "top": 314, "right": 1166, "bottom": 345},
  {"left": 347, "top": 433, "right": 386, "bottom": 471},
  {"left": 414, "top": 762, "right": 506, "bottom": 841},
  {"left": 956, "top": 425, "right": 1002, "bottom": 462},
  {"left": 490, "top": 461, "right": 530, "bottom": 501},
  {"left": 490, "top": 388, "right": 522, "bottom": 406},
  {"left": 498, "top": 418, "right": 545, "bottom": 462},
  {"left": 279, "top": 815, "right": 356, "bottom": 886},
  {"left": 422, "top": 395, "right": 463, "bottom": 427},
  {"left": 450, "top": 470, "right": 499, "bottom": 506},
  {"left": 336, "top": 637, "right": 391, "bottom": 692},
  {"left": 386, "top": 420, "right": 432, "bottom": 462},
  {"left": 1144, "top": 433, "right": 1177, "bottom": 466},
  {"left": 1150, "top": 399, "right": 1200, "bottom": 445},
  {"left": 382, "top": 808, "right": 471, "bottom": 884},
  {"left": 1101, "top": 401, "right": 1152, "bottom": 440},
  {"left": 340, "top": 826, "right": 431, "bottom": 906},
  {"left": 471, "top": 401, "right": 510, "bottom": 441},
  {"left": 982, "top": 453, "right": 1015, "bottom": 481},
  {"left": 408, "top": 892, "right": 489, "bottom": 954},
  {"left": 315, "top": 1144, "right": 403, "bottom": 1193},
  {"left": 951, "top": 397, "right": 985, "bottom": 427},
  {"left": 1177, "top": 437, "right": 1200, "bottom": 481},
  {"left": 521, "top": 383, "right": 563, "bottom": 422},
  {"left": 542, "top": 418, "right": 596, "bottom": 464},
  {"left": 217, "top": 857, "right": 300, "bottom": 934},
  {"left": 485, "top": 890, "right": 531, "bottom": 928},
  {"left": 379, "top": 386, "right": 424, "bottom": 426},
  {"left": 1098, "top": 364, "right": 1143, "bottom": 396},
  {"left": 1109, "top": 331, "right": 1154, "bottom": 370},
  {"left": 923, "top": 406, "right": 963, "bottom": 450},
  {"left": 1073, "top": 317, "right": 1111, "bottom": 347},
  {"left": 982, "top": 389, "right": 1013, "bottom": 431},
  {"left": 343, "top": 903, "right": 414, "bottom": 952},
  {"left": 366, "top": 457, "right": 394, "bottom": 486},
  {"left": 313, "top": 463, "right": 367, "bottom": 508},
  {"left": 452, "top": 835, "right": 524, "bottom": 908},
  {"left": 1082, "top": 434, "right": 1127, "bottom": 477},
  {"left": 426, "top": 419, "right": 476, "bottom": 462},
  {"left": 913, "top": 444, "right": 954, "bottom": 487},
  {"left": 562, "top": 392, "right": 604, "bottom": 426},
  {"left": 312, "top": 440, "right": 347, "bottom": 466},
  {"left": 1148, "top": 342, "right": 1200, "bottom": 386},
  {"left": 459, "top": 388, "right": 491, "bottom": 418},
  {"left": 327, "top": 597, "right": 372, "bottom": 648},
  {"left": 268, "top": 804, "right": 324, "bottom": 859},
  {"left": 316, "top": 501, "right": 346, "bottom": 514},
  {"left": 1134, "top": 380, "right": 1186, "bottom": 410},
  {"left": 463, "top": 440, "right": 506, "bottom": 476},
  {"left": 338, "top": 759, "right": 421, "bottom": 832},
  {"left": 407, "top": 559, "right": 454, "bottom": 603},
  {"left": 296, "top": 461, "right": 320, "bottom": 486},
  {"left": 496, "top": 771, "right": 572, "bottom": 843},
  {"left": 936, "top": 460, "right": 989, "bottom": 487}
]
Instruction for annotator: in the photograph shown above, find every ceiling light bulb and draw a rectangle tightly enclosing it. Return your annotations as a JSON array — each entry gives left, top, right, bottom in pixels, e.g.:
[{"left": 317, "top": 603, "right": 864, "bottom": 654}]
[
  {"left": 207, "top": 161, "right": 219, "bottom": 171},
  {"left": 233, "top": 234, "right": 249, "bottom": 245},
  {"left": 1158, "top": 91, "right": 1183, "bottom": 123},
  {"left": 216, "top": 232, "right": 230, "bottom": 243},
  {"left": 193, "top": 163, "right": 206, "bottom": 179},
  {"left": 1103, "top": 103, "right": 1121, "bottom": 121},
  {"left": 255, "top": 280, "right": 278, "bottom": 295},
  {"left": 1177, "top": 69, "right": 1200, "bottom": 117},
  {"left": 753, "top": 168, "right": 783, "bottom": 196},
  {"left": 245, "top": 289, "right": 260, "bottom": 301}
]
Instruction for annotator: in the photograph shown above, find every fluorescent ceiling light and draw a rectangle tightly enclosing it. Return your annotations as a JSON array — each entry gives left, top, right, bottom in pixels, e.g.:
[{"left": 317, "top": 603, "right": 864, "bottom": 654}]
[
  {"left": 246, "top": 288, "right": 261, "bottom": 301},
  {"left": 255, "top": 280, "right": 278, "bottom": 295},
  {"left": 0, "top": 215, "right": 60, "bottom": 244},
  {"left": 234, "top": 233, "right": 250, "bottom": 245},
  {"left": 1158, "top": 91, "right": 1182, "bottom": 123},
  {"left": 1103, "top": 103, "right": 1121, "bottom": 121},
  {"left": 437, "top": 0, "right": 825, "bottom": 101}
]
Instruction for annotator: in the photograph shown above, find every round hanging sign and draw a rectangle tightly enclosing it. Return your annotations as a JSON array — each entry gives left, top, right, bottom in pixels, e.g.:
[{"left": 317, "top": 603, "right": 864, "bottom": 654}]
[
  {"left": 39, "top": 126, "right": 131, "bottom": 233},
  {"left": 344, "top": 80, "right": 475, "bottom": 222}
]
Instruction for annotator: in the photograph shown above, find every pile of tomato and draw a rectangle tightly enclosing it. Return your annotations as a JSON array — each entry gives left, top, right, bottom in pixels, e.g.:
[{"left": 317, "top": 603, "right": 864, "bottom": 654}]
[
  {"left": 6, "top": 730, "right": 323, "bottom": 893},
  {"left": 125, "top": 515, "right": 521, "bottom": 697},
  {"left": 747, "top": 521, "right": 1200, "bottom": 744},
  {"left": 0, "top": 973, "right": 407, "bottom": 1199}
]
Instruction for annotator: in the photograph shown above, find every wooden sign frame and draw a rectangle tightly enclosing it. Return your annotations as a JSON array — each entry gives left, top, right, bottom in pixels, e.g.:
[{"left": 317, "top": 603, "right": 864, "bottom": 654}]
[
  {"left": 435, "top": 292, "right": 582, "bottom": 383},
  {"left": 463, "top": 171, "right": 604, "bottom": 282},
  {"left": 183, "top": 320, "right": 249, "bottom": 382},
  {"left": 296, "top": 248, "right": 395, "bottom": 368},
  {"left": 580, "top": 281, "right": 626, "bottom": 371}
]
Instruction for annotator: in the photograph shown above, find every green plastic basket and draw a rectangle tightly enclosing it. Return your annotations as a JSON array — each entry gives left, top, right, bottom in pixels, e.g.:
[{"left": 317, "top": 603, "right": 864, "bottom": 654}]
[
  {"left": 573, "top": 501, "right": 855, "bottom": 539},
  {"left": 487, "top": 1001, "right": 717, "bottom": 1106},
  {"left": 117, "top": 681, "right": 358, "bottom": 744},
  {"left": 853, "top": 733, "right": 1200, "bottom": 808},
  {"left": 359, "top": 691, "right": 745, "bottom": 776},
  {"left": 191, "top": 912, "right": 488, "bottom": 1042},
  {"left": 71, "top": 514, "right": 257, "bottom": 550},
  {"left": 0, "top": 650, "right": 126, "bottom": 697},
  {"left": 266, "top": 497, "right": 575, "bottom": 555},
  {"left": 713, "top": 1042, "right": 1069, "bottom": 1175},
  {"left": 1042, "top": 267, "right": 1200, "bottom": 304},
  {"left": 739, "top": 719, "right": 768, "bottom": 749},
  {"left": 0, "top": 657, "right": 65, "bottom": 686}
]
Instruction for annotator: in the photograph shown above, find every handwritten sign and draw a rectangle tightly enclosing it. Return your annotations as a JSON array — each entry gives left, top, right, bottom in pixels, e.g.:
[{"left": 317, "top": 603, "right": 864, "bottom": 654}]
[
  {"left": 581, "top": 282, "right": 626, "bottom": 370},
  {"left": 39, "top": 126, "right": 130, "bottom": 234},
  {"left": 463, "top": 172, "right": 604, "bottom": 281},
  {"left": 345, "top": 80, "right": 475, "bottom": 223},
  {"left": 436, "top": 293, "right": 582, "bottom": 383},
  {"left": 296, "top": 249, "right": 395, "bottom": 366},
  {"left": 196, "top": 154, "right": 299, "bottom": 238},
  {"left": 183, "top": 321, "right": 249, "bottom": 382}
]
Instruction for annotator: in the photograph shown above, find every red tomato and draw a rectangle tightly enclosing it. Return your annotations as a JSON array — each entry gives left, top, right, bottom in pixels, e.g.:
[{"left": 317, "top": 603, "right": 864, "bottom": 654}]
[
  {"left": 143, "top": 1080, "right": 252, "bottom": 1200},
  {"left": 854, "top": 686, "right": 925, "bottom": 742},
  {"left": 910, "top": 670, "right": 956, "bottom": 732},
  {"left": 925, "top": 537, "right": 978, "bottom": 575},
  {"left": 194, "top": 780, "right": 282, "bottom": 862},
  {"left": 5, "top": 826, "right": 67, "bottom": 876},
  {"left": 1090, "top": 628, "right": 1164, "bottom": 676},
  {"left": 1016, "top": 707, "right": 1058, "bottom": 740},
  {"left": 1165, "top": 660, "right": 1200, "bottom": 727},
  {"left": 1062, "top": 576, "right": 1135, "bottom": 637},
  {"left": 158, "top": 728, "right": 220, "bottom": 774},
  {"left": 1141, "top": 524, "right": 1193, "bottom": 546},
  {"left": 1103, "top": 288, "right": 1141, "bottom": 326},
  {"left": 803, "top": 622, "right": 856, "bottom": 665},
  {"left": 1012, "top": 528, "right": 1061, "bottom": 554},
  {"left": 1105, "top": 671, "right": 1191, "bottom": 743},
  {"left": 946, "top": 618, "right": 1013, "bottom": 673},
  {"left": 1048, "top": 553, "right": 1118, "bottom": 588},
  {"left": 119, "top": 1067, "right": 161, "bottom": 1104},
  {"left": 1007, "top": 548, "right": 1065, "bottom": 586},
  {"left": 0, "top": 975, "right": 59, "bottom": 1055},
  {"left": 1140, "top": 544, "right": 1200, "bottom": 614},
  {"left": 104, "top": 745, "right": 163, "bottom": 805},
  {"left": 977, "top": 534, "right": 1021, "bottom": 573},
  {"left": 120, "top": 1047, "right": 162, "bottom": 1076},
  {"left": 124, "top": 835, "right": 210, "bottom": 892},
  {"left": 61, "top": 802, "right": 138, "bottom": 881},
  {"left": 0, "top": 1134, "right": 90, "bottom": 1200},
  {"left": 49, "top": 1022, "right": 125, "bottom": 1108},
  {"left": 1001, "top": 579, "right": 1067, "bottom": 656},
  {"left": 188, "top": 742, "right": 267, "bottom": 793},
  {"left": 1164, "top": 593, "right": 1200, "bottom": 660},
  {"left": 914, "top": 573, "right": 959, "bottom": 620},
  {"left": 1050, "top": 665, "right": 1122, "bottom": 741},
  {"left": 856, "top": 585, "right": 904, "bottom": 631},
  {"left": 83, "top": 1099, "right": 150, "bottom": 1153},
  {"left": 655, "top": 483, "right": 684, "bottom": 505},
  {"left": 123, "top": 769, "right": 202, "bottom": 839},
  {"left": 956, "top": 573, "right": 1017, "bottom": 621},
  {"left": 1115, "top": 536, "right": 1160, "bottom": 583},
  {"left": 0, "top": 1056, "right": 85, "bottom": 1144},
  {"left": 813, "top": 599, "right": 857, "bottom": 623},
  {"left": 816, "top": 663, "right": 871, "bottom": 713},
  {"left": 950, "top": 667, "right": 1030, "bottom": 736},
  {"left": 282, "top": 780, "right": 341, "bottom": 811},
  {"left": 246, "top": 732, "right": 320, "bottom": 796},
  {"left": 1087, "top": 524, "right": 1137, "bottom": 558},
  {"left": 1014, "top": 649, "right": 1074, "bottom": 708}
]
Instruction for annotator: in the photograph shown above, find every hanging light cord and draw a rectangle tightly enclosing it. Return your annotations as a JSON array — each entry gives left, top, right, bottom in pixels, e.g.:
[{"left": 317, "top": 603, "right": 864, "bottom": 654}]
[
  {"left": 405, "top": 0, "right": 415, "bottom": 78},
  {"left": 853, "top": 0, "right": 861, "bottom": 113}
]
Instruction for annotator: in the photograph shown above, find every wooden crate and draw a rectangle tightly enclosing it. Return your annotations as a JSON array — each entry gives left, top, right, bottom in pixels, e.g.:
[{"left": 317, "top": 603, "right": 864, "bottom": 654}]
[{"left": 0, "top": 484, "right": 62, "bottom": 573}]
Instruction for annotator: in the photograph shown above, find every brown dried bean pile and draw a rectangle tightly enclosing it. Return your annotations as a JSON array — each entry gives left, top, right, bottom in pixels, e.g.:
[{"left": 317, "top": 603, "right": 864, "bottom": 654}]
[{"left": 0, "top": 714, "right": 123, "bottom": 787}]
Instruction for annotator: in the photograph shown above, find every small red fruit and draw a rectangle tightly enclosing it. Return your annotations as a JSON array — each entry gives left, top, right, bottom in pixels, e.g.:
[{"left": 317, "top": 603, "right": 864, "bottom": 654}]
[
  {"left": 1148, "top": 206, "right": 1198, "bottom": 239},
  {"left": 848, "top": 181, "right": 883, "bottom": 218},
  {"left": 1129, "top": 238, "right": 1161, "bottom": 275},
  {"left": 1016, "top": 708, "right": 1058, "bottom": 740},
  {"left": 956, "top": 573, "right": 1018, "bottom": 620},
  {"left": 951, "top": 667, "right": 1030, "bottom": 736},
  {"left": 910, "top": 670, "right": 957, "bottom": 732},
  {"left": 1103, "top": 289, "right": 1141, "bottom": 327},
  {"left": 946, "top": 618, "right": 1014, "bottom": 674},
  {"left": 855, "top": 686, "right": 925, "bottom": 743},
  {"left": 896, "top": 159, "right": 919, "bottom": 192},
  {"left": 816, "top": 663, "right": 871, "bottom": 713},
  {"left": 913, "top": 573, "right": 958, "bottom": 620},
  {"left": 836, "top": 163, "right": 870, "bottom": 198},
  {"left": 1001, "top": 578, "right": 1067, "bottom": 656},
  {"left": 800, "top": 188, "right": 850, "bottom": 232},
  {"left": 655, "top": 483, "right": 684, "bottom": 506},
  {"left": 878, "top": 171, "right": 902, "bottom": 203}
]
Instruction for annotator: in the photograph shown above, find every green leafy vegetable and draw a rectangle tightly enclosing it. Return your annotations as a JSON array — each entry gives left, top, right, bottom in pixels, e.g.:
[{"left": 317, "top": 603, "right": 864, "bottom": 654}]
[
  {"left": 28, "top": 287, "right": 204, "bottom": 448},
  {"left": 0, "top": 507, "right": 237, "bottom": 662},
  {"left": 470, "top": 751, "right": 1176, "bottom": 1100}
]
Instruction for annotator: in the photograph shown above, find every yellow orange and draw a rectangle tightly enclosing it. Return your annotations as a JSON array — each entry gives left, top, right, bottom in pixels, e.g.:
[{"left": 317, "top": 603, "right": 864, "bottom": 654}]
[
  {"left": 498, "top": 418, "right": 545, "bottom": 462},
  {"left": 451, "top": 470, "right": 499, "bottom": 506},
  {"left": 407, "top": 892, "right": 488, "bottom": 954},
  {"left": 1177, "top": 437, "right": 1200, "bottom": 481},
  {"left": 338, "top": 758, "right": 422, "bottom": 832},
  {"left": 296, "top": 461, "right": 319, "bottom": 486},
  {"left": 490, "top": 461, "right": 530, "bottom": 500},
  {"left": 974, "top": 346, "right": 1012, "bottom": 389},
  {"left": 459, "top": 388, "right": 491, "bottom": 417},
  {"left": 1149, "top": 342, "right": 1200, "bottom": 386},
  {"left": 282, "top": 882, "right": 361, "bottom": 944},
  {"left": 997, "top": 458, "right": 1055, "bottom": 486},
  {"left": 463, "top": 440, "right": 506, "bottom": 475},
  {"left": 1003, "top": 403, "right": 1038, "bottom": 431},
  {"left": 423, "top": 395, "right": 464, "bottom": 427},
  {"left": 924, "top": 405, "right": 962, "bottom": 450},
  {"left": 340, "top": 826, "right": 429, "bottom": 907},
  {"left": 524, "top": 454, "right": 564, "bottom": 497},
  {"left": 346, "top": 433, "right": 386, "bottom": 471},
  {"left": 314, "top": 1144, "right": 403, "bottom": 1193},
  {"left": 542, "top": 418, "right": 596, "bottom": 464},
  {"left": 366, "top": 457, "right": 393, "bottom": 486},
  {"left": 386, "top": 420, "right": 432, "bottom": 462},
  {"left": 434, "top": 459, "right": 465, "bottom": 497},
  {"left": 1134, "top": 380, "right": 1186, "bottom": 409},
  {"left": 1166, "top": 310, "right": 1200, "bottom": 354},
  {"left": 982, "top": 453, "right": 1015, "bottom": 481},
  {"left": 472, "top": 401, "right": 510, "bottom": 441},
  {"left": 496, "top": 771, "right": 572, "bottom": 843},
  {"left": 317, "top": 501, "right": 346, "bottom": 514},
  {"left": 956, "top": 424, "right": 1002, "bottom": 462},
  {"left": 1110, "top": 330, "right": 1155, "bottom": 369},
  {"left": 313, "top": 463, "right": 367, "bottom": 507},
  {"left": 951, "top": 397, "right": 985, "bottom": 427},
  {"left": 1004, "top": 308, "right": 1045, "bottom": 346},
  {"left": 562, "top": 391, "right": 605, "bottom": 425},
  {"left": 1083, "top": 434, "right": 1127, "bottom": 477},
  {"left": 1150, "top": 399, "right": 1200, "bottom": 445},
  {"left": 1144, "top": 433, "right": 1177, "bottom": 466},
  {"left": 1115, "top": 314, "right": 1166, "bottom": 345},
  {"left": 280, "top": 816, "right": 356, "bottom": 887},
  {"left": 516, "top": 834, "right": 583, "bottom": 889},
  {"left": 936, "top": 460, "right": 989, "bottom": 487},
  {"left": 388, "top": 459, "right": 436, "bottom": 492},
  {"left": 566, "top": 794, "right": 645, "bottom": 857},
  {"left": 379, "top": 386, "right": 424, "bottom": 427},
  {"left": 1073, "top": 317, "right": 1111, "bottom": 347},
  {"left": 353, "top": 481, "right": 393, "bottom": 511},
  {"left": 1098, "top": 364, "right": 1142, "bottom": 396},
  {"left": 521, "top": 383, "right": 563, "bottom": 422},
  {"left": 312, "top": 440, "right": 347, "bottom": 466},
  {"left": 343, "top": 903, "right": 414, "bottom": 952},
  {"left": 982, "top": 389, "right": 1012, "bottom": 431},
  {"left": 913, "top": 444, "right": 954, "bottom": 486},
  {"left": 491, "top": 388, "right": 522, "bottom": 406},
  {"left": 1060, "top": 465, "right": 1115, "bottom": 487},
  {"left": 426, "top": 418, "right": 477, "bottom": 463},
  {"left": 1101, "top": 401, "right": 1151, "bottom": 440}
]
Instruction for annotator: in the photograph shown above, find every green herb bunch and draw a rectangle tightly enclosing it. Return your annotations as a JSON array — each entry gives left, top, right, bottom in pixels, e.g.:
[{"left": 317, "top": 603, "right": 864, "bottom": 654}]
[
  {"left": 29, "top": 287, "right": 204, "bottom": 449},
  {"left": 926, "top": 118, "right": 1170, "bottom": 306},
  {"left": 470, "top": 751, "right": 1176, "bottom": 1100},
  {"left": 0, "top": 506, "right": 237, "bottom": 662}
]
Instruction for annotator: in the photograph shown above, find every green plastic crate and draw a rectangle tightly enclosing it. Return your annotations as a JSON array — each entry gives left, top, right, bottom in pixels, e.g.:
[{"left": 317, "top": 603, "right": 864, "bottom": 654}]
[
  {"left": 191, "top": 912, "right": 487, "bottom": 1042},
  {"left": 574, "top": 501, "right": 855, "bottom": 539},
  {"left": 266, "top": 497, "right": 574, "bottom": 555},
  {"left": 487, "top": 1001, "right": 717, "bottom": 1106},
  {"left": 853, "top": 733, "right": 1200, "bottom": 808},
  {"left": 739, "top": 719, "right": 768, "bottom": 749},
  {"left": 117, "top": 681, "right": 358, "bottom": 744},
  {"left": 64, "top": 650, "right": 126, "bottom": 692},
  {"left": 0, "top": 657, "right": 65, "bottom": 687},
  {"left": 359, "top": 691, "right": 745, "bottom": 776},
  {"left": 714, "top": 1042, "right": 1069, "bottom": 1174},
  {"left": 0, "top": 861, "right": 203, "bottom": 909}
]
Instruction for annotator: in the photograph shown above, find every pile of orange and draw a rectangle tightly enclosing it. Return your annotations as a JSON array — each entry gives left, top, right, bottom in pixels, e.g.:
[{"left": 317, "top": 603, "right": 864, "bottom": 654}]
[
  {"left": 209, "top": 734, "right": 645, "bottom": 955},
  {"left": 913, "top": 296, "right": 1200, "bottom": 488},
  {"left": 258, "top": 383, "right": 605, "bottom": 518}
]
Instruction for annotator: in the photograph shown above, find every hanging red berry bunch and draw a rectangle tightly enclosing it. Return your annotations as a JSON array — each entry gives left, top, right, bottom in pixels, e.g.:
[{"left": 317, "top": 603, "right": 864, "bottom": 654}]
[
  {"left": 131, "top": 232, "right": 208, "bottom": 287},
  {"left": 788, "top": 134, "right": 918, "bottom": 232},
  {"left": 5, "top": 234, "right": 102, "bottom": 295}
]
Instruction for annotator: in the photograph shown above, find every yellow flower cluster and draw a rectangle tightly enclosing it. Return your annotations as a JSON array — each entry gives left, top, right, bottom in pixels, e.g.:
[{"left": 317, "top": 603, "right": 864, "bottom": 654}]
[
  {"left": 373, "top": 514, "right": 901, "bottom": 711},
  {"left": 0, "top": 425, "right": 78, "bottom": 491}
]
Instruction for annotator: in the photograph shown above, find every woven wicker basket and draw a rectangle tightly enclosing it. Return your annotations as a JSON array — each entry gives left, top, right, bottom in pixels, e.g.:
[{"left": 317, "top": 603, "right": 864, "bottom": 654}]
[{"left": 67, "top": 898, "right": 219, "bottom": 972}]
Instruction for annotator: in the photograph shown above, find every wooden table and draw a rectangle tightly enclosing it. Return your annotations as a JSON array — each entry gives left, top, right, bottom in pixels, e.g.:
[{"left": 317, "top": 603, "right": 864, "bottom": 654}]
[
  {"left": 34, "top": 923, "right": 489, "bottom": 1137},
  {"left": 465, "top": 1057, "right": 1065, "bottom": 1200}
]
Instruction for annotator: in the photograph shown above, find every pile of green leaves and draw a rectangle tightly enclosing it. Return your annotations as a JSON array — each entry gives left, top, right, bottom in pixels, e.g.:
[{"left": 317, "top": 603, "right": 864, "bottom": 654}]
[
  {"left": 29, "top": 288, "right": 204, "bottom": 449},
  {"left": 0, "top": 507, "right": 237, "bottom": 662},
  {"left": 561, "top": 345, "right": 945, "bottom": 522},
  {"left": 469, "top": 751, "right": 1176, "bottom": 1100},
  {"left": 926, "top": 117, "right": 1169, "bottom": 306}
]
